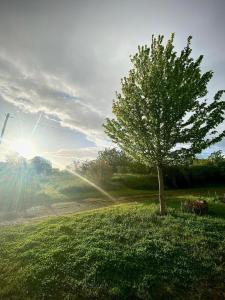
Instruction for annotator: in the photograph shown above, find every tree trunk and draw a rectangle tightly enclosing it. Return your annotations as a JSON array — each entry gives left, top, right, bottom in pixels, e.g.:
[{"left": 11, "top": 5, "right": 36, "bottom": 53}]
[{"left": 157, "top": 165, "right": 166, "bottom": 215}]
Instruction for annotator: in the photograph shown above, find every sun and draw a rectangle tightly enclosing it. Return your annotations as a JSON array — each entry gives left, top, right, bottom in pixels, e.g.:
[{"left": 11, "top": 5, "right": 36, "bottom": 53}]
[{"left": 9, "top": 138, "right": 35, "bottom": 158}]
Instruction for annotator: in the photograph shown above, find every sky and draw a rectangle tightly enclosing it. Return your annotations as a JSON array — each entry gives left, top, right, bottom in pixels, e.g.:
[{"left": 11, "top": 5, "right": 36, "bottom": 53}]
[{"left": 0, "top": 0, "right": 224, "bottom": 166}]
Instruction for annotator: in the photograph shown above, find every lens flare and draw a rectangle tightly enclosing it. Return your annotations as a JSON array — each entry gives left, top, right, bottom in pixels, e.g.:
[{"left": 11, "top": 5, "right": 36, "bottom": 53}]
[{"left": 9, "top": 138, "right": 35, "bottom": 158}]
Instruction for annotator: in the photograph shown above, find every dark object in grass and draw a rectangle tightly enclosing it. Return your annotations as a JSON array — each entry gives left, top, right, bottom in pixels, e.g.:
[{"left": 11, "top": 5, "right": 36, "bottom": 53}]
[
  {"left": 219, "top": 194, "right": 225, "bottom": 203},
  {"left": 182, "top": 200, "right": 208, "bottom": 215}
]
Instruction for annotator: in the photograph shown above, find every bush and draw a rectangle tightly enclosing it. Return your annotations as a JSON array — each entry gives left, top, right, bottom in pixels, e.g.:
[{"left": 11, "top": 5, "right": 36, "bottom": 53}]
[
  {"left": 113, "top": 174, "right": 159, "bottom": 190},
  {"left": 182, "top": 200, "right": 208, "bottom": 215},
  {"left": 164, "top": 163, "right": 225, "bottom": 189},
  {"left": 164, "top": 166, "right": 191, "bottom": 188}
]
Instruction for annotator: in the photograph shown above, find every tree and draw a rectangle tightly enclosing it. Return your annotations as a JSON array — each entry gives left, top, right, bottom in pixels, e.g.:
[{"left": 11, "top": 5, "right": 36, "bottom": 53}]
[
  {"left": 208, "top": 150, "right": 225, "bottom": 166},
  {"left": 104, "top": 34, "right": 225, "bottom": 215},
  {"left": 30, "top": 156, "right": 52, "bottom": 175},
  {"left": 98, "top": 148, "right": 130, "bottom": 172},
  {"left": 98, "top": 147, "right": 151, "bottom": 173},
  {"left": 84, "top": 159, "right": 113, "bottom": 185}
]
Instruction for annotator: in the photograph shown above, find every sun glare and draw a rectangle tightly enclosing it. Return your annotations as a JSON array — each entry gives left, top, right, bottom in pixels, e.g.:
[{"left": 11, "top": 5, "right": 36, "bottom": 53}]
[{"left": 10, "top": 138, "right": 35, "bottom": 158}]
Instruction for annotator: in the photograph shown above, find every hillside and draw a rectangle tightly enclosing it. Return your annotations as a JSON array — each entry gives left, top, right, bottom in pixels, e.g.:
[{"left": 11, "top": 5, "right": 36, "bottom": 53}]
[{"left": 1, "top": 201, "right": 225, "bottom": 300}]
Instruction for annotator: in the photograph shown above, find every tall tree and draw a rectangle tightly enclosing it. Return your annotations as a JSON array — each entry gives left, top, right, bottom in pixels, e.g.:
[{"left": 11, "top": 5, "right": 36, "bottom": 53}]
[
  {"left": 98, "top": 148, "right": 130, "bottom": 172},
  {"left": 104, "top": 34, "right": 225, "bottom": 215}
]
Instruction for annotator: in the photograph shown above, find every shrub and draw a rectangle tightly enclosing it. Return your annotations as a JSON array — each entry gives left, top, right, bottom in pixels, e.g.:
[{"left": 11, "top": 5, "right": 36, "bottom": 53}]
[
  {"left": 164, "top": 163, "right": 225, "bottom": 189},
  {"left": 182, "top": 200, "right": 208, "bottom": 215},
  {"left": 113, "top": 174, "right": 159, "bottom": 190}
]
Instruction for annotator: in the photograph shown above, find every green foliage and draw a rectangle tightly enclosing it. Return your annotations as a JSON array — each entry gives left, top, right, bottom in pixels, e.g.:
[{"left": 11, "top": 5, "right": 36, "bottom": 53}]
[
  {"left": 113, "top": 173, "right": 158, "bottom": 190},
  {"left": 0, "top": 157, "right": 95, "bottom": 215},
  {"left": 104, "top": 34, "right": 225, "bottom": 167},
  {"left": 30, "top": 156, "right": 52, "bottom": 175},
  {"left": 82, "top": 159, "right": 114, "bottom": 185},
  {"left": 0, "top": 203, "right": 225, "bottom": 299},
  {"left": 208, "top": 150, "right": 225, "bottom": 167},
  {"left": 97, "top": 148, "right": 151, "bottom": 174},
  {"left": 164, "top": 154, "right": 225, "bottom": 188},
  {"left": 97, "top": 148, "right": 129, "bottom": 172},
  {"left": 104, "top": 33, "right": 225, "bottom": 214}
]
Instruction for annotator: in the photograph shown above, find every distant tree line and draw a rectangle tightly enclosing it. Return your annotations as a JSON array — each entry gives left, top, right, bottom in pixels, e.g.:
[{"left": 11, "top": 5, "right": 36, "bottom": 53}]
[
  {"left": 71, "top": 148, "right": 225, "bottom": 188},
  {"left": 1, "top": 149, "right": 224, "bottom": 215},
  {"left": 0, "top": 155, "right": 54, "bottom": 212},
  {"left": 165, "top": 150, "right": 225, "bottom": 188}
]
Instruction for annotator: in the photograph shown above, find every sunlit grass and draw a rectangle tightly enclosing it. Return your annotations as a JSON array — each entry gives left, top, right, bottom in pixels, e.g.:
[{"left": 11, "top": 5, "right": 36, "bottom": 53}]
[{"left": 0, "top": 202, "right": 225, "bottom": 299}]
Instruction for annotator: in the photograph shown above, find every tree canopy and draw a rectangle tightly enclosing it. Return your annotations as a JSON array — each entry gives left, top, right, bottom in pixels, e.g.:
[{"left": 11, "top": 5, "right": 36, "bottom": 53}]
[{"left": 104, "top": 34, "right": 225, "bottom": 214}]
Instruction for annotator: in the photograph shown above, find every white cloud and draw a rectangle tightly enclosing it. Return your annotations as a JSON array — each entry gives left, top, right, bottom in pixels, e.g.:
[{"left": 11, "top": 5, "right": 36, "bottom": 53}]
[
  {"left": 0, "top": 54, "right": 110, "bottom": 146},
  {"left": 43, "top": 147, "right": 106, "bottom": 169},
  {"left": 45, "top": 147, "right": 100, "bottom": 160}
]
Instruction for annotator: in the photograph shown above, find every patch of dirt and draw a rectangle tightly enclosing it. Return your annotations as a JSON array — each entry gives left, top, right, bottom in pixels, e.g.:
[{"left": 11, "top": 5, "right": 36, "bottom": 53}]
[{"left": 0, "top": 195, "right": 147, "bottom": 226}]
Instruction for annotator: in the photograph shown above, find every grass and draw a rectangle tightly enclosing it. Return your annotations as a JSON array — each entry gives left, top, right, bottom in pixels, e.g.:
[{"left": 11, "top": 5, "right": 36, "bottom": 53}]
[
  {"left": 112, "top": 173, "right": 159, "bottom": 190},
  {"left": 1, "top": 184, "right": 225, "bottom": 225},
  {"left": 1, "top": 192, "right": 225, "bottom": 299}
]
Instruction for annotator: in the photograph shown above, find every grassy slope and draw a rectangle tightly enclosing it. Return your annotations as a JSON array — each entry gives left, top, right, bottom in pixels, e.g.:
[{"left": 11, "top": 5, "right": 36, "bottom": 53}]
[
  {"left": 1, "top": 197, "right": 225, "bottom": 300},
  {"left": 37, "top": 173, "right": 159, "bottom": 205},
  {"left": 37, "top": 172, "right": 225, "bottom": 205},
  {"left": 2, "top": 185, "right": 225, "bottom": 225}
]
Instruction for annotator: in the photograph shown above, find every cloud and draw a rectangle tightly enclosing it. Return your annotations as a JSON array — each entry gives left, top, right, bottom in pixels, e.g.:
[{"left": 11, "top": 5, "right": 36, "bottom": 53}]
[
  {"left": 43, "top": 147, "right": 104, "bottom": 168},
  {"left": 45, "top": 147, "right": 100, "bottom": 161},
  {"left": 0, "top": 54, "right": 110, "bottom": 146}
]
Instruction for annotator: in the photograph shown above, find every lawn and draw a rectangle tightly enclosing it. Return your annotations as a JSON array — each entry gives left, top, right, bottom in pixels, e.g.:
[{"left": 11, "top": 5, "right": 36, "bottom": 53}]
[{"left": 0, "top": 189, "right": 225, "bottom": 300}]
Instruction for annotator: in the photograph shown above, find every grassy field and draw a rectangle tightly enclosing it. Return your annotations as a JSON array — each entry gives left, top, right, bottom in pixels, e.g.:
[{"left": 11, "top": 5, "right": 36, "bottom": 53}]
[
  {"left": 1, "top": 169, "right": 225, "bottom": 223},
  {"left": 0, "top": 187, "right": 225, "bottom": 299},
  {"left": 1, "top": 184, "right": 225, "bottom": 225}
]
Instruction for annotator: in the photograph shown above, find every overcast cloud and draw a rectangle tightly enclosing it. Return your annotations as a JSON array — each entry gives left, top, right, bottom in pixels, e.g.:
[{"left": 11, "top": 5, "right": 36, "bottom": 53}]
[{"left": 0, "top": 0, "right": 225, "bottom": 163}]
